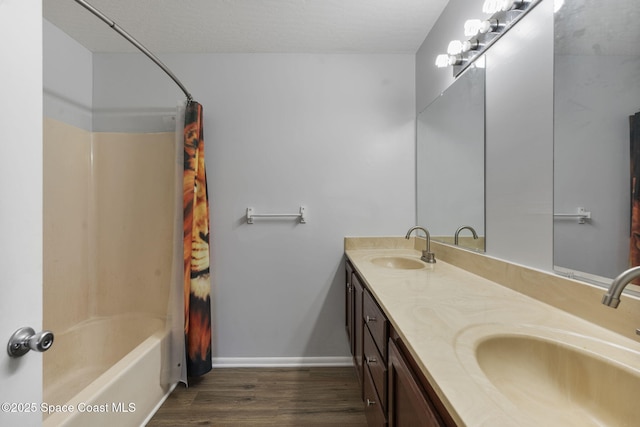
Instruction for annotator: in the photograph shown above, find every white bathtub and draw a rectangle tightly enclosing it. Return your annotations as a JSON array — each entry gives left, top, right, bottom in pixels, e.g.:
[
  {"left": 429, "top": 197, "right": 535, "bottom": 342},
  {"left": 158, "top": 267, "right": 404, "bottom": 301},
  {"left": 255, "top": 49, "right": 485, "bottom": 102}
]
[{"left": 43, "top": 315, "right": 175, "bottom": 427}]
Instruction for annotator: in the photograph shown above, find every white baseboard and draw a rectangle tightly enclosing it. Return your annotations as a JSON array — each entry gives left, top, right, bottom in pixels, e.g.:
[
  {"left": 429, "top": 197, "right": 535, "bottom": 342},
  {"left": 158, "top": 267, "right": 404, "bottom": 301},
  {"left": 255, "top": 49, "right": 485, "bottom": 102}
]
[{"left": 212, "top": 356, "right": 353, "bottom": 368}]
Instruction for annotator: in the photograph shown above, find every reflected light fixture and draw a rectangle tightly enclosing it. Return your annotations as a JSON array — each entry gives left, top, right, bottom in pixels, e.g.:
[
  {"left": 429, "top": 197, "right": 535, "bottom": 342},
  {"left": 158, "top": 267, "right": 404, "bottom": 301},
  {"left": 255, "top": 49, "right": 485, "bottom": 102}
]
[{"left": 435, "top": 0, "right": 541, "bottom": 76}]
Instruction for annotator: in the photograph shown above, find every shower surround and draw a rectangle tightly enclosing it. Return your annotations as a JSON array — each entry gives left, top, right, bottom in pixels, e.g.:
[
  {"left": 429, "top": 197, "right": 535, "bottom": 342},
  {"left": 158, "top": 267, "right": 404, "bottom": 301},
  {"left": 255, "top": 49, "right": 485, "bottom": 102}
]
[{"left": 43, "top": 118, "right": 178, "bottom": 426}]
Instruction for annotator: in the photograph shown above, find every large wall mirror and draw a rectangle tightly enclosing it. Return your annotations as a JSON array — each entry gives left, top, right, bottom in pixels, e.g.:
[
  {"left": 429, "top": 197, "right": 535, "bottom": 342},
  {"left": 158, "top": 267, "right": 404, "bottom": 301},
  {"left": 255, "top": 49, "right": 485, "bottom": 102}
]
[
  {"left": 553, "top": 0, "right": 640, "bottom": 284},
  {"left": 417, "top": 63, "right": 485, "bottom": 251}
]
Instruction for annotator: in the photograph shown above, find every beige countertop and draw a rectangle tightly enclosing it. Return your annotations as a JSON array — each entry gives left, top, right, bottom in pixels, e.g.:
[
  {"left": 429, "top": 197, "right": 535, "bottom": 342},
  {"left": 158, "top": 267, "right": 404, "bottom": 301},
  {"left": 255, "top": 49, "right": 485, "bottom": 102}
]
[{"left": 345, "top": 239, "right": 640, "bottom": 427}]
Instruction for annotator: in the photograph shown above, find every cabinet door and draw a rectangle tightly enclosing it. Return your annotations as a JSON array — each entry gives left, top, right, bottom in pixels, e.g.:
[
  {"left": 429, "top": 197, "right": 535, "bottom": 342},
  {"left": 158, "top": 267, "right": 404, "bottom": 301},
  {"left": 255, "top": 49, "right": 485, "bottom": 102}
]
[
  {"left": 353, "top": 272, "right": 364, "bottom": 392},
  {"left": 388, "top": 339, "right": 444, "bottom": 427},
  {"left": 364, "top": 364, "right": 387, "bottom": 427},
  {"left": 346, "top": 261, "right": 354, "bottom": 355},
  {"left": 364, "top": 289, "right": 388, "bottom": 362}
]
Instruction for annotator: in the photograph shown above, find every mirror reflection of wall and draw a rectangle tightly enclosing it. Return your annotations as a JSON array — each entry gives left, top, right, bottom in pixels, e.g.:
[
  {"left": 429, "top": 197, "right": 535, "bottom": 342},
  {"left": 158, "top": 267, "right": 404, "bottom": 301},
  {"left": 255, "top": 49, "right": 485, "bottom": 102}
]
[
  {"left": 417, "top": 64, "right": 485, "bottom": 252},
  {"left": 553, "top": 0, "right": 640, "bottom": 282}
]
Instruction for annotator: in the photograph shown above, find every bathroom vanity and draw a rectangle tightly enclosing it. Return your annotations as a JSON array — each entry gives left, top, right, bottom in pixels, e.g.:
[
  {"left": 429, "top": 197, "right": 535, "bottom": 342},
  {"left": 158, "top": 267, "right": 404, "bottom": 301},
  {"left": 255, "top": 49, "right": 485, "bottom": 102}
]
[
  {"left": 347, "top": 257, "right": 455, "bottom": 427},
  {"left": 344, "top": 237, "right": 640, "bottom": 427}
]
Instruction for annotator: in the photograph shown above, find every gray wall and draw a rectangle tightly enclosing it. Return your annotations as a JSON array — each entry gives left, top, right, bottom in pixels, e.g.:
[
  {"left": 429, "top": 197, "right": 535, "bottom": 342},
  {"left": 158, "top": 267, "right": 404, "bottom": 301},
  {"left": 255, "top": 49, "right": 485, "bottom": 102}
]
[
  {"left": 416, "top": 0, "right": 554, "bottom": 270},
  {"left": 91, "top": 53, "right": 416, "bottom": 363},
  {"left": 554, "top": 54, "right": 640, "bottom": 279},
  {"left": 43, "top": 19, "right": 93, "bottom": 130}
]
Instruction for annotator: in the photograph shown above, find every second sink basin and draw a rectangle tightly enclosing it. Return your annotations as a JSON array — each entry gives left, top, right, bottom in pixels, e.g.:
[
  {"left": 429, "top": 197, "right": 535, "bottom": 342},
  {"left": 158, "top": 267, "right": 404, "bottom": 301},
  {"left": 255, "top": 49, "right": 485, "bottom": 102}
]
[
  {"left": 457, "top": 325, "right": 640, "bottom": 426},
  {"left": 370, "top": 256, "right": 425, "bottom": 270}
]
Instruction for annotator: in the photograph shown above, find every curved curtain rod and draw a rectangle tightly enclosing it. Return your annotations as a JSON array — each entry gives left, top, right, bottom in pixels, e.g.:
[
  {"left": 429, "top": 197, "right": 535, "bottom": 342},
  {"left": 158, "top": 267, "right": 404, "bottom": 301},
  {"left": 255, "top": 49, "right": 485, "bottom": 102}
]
[{"left": 74, "top": 0, "right": 193, "bottom": 102}]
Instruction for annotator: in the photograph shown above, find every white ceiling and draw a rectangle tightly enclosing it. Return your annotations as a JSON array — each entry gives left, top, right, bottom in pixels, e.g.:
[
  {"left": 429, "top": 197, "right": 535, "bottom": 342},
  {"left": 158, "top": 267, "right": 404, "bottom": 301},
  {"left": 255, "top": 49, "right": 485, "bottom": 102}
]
[{"left": 43, "top": 0, "right": 450, "bottom": 54}]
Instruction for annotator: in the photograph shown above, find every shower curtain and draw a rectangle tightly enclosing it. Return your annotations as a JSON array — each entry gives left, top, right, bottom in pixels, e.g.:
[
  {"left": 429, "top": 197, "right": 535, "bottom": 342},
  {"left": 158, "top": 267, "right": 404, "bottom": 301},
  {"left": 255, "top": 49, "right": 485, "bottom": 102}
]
[
  {"left": 183, "top": 101, "right": 213, "bottom": 377},
  {"left": 631, "top": 112, "right": 640, "bottom": 268}
]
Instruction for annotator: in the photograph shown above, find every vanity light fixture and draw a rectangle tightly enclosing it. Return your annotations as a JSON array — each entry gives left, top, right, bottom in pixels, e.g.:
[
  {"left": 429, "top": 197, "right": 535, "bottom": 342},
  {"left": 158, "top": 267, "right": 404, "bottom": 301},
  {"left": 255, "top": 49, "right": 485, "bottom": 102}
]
[{"left": 436, "top": 0, "right": 541, "bottom": 76}]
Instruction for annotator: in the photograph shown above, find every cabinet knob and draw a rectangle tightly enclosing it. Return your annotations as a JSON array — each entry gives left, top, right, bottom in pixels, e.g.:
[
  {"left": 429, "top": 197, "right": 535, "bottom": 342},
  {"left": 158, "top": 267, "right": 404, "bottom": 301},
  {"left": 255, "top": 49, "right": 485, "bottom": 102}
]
[
  {"left": 366, "top": 315, "right": 377, "bottom": 323},
  {"left": 366, "top": 356, "right": 377, "bottom": 364},
  {"left": 366, "top": 398, "right": 376, "bottom": 406}
]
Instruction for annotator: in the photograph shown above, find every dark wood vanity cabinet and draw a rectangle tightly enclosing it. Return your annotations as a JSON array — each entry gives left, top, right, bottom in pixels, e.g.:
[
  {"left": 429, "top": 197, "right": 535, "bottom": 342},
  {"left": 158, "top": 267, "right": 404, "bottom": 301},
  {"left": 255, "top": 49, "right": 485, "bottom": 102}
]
[
  {"left": 388, "top": 337, "right": 456, "bottom": 427},
  {"left": 346, "top": 260, "right": 364, "bottom": 392},
  {"left": 345, "top": 258, "right": 458, "bottom": 427},
  {"left": 363, "top": 288, "right": 389, "bottom": 426},
  {"left": 346, "top": 261, "right": 354, "bottom": 354}
]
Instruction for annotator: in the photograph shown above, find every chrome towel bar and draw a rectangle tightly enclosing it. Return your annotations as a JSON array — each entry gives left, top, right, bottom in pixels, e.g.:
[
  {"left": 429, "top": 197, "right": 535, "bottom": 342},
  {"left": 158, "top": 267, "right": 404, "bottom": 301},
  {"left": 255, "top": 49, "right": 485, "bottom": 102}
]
[
  {"left": 246, "top": 206, "right": 306, "bottom": 224},
  {"left": 553, "top": 207, "right": 591, "bottom": 224}
]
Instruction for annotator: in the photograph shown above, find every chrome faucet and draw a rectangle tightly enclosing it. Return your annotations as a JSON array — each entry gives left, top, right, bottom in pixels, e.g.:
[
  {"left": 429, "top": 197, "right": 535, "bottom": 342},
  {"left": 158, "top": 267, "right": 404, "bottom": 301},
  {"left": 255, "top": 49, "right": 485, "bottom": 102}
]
[
  {"left": 602, "top": 266, "right": 640, "bottom": 308},
  {"left": 405, "top": 226, "right": 436, "bottom": 263},
  {"left": 454, "top": 225, "right": 478, "bottom": 246}
]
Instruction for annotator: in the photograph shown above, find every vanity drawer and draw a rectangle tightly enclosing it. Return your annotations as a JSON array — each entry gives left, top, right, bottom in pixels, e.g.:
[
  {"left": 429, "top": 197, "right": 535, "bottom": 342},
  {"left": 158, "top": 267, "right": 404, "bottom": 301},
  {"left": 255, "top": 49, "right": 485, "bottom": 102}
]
[
  {"left": 364, "top": 364, "right": 387, "bottom": 427},
  {"left": 364, "top": 289, "right": 388, "bottom": 361},
  {"left": 364, "top": 327, "right": 387, "bottom": 411}
]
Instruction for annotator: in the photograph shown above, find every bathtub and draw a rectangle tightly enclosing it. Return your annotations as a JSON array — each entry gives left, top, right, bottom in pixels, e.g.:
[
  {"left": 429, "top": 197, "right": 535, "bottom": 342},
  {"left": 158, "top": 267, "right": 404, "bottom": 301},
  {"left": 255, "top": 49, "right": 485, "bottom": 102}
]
[{"left": 43, "top": 315, "right": 176, "bottom": 427}]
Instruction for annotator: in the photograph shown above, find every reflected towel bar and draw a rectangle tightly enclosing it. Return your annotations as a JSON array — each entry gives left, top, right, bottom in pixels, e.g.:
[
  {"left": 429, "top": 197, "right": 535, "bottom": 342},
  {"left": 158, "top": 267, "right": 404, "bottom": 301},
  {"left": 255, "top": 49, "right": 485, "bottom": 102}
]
[
  {"left": 246, "top": 206, "right": 306, "bottom": 224},
  {"left": 553, "top": 207, "right": 591, "bottom": 224}
]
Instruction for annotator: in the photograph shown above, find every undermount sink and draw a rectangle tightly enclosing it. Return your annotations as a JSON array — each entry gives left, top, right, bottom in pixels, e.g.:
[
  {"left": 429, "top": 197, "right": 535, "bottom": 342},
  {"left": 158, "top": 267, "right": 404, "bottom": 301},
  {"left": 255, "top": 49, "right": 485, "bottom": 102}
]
[
  {"left": 370, "top": 256, "right": 425, "bottom": 270},
  {"left": 472, "top": 333, "right": 640, "bottom": 426}
]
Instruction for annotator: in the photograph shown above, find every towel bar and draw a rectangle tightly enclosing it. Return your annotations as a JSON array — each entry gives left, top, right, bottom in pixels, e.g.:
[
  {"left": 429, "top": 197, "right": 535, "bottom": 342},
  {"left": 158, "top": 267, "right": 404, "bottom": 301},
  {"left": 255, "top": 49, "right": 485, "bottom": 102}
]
[
  {"left": 553, "top": 207, "right": 591, "bottom": 224},
  {"left": 246, "top": 206, "right": 306, "bottom": 224}
]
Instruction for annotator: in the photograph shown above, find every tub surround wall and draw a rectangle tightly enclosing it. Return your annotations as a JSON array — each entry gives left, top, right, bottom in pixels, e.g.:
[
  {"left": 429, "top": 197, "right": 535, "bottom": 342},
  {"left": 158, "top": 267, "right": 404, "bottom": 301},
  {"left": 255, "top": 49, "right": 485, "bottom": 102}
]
[
  {"left": 43, "top": 118, "right": 92, "bottom": 334},
  {"left": 44, "top": 118, "right": 174, "bottom": 330},
  {"left": 92, "top": 131, "right": 175, "bottom": 317}
]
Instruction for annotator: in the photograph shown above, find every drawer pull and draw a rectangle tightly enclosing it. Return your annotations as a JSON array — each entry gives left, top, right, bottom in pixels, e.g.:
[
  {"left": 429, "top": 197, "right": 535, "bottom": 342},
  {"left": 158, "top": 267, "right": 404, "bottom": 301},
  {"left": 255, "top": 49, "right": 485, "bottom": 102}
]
[
  {"left": 365, "top": 315, "right": 377, "bottom": 323},
  {"left": 366, "top": 356, "right": 377, "bottom": 364},
  {"left": 366, "top": 398, "right": 376, "bottom": 406}
]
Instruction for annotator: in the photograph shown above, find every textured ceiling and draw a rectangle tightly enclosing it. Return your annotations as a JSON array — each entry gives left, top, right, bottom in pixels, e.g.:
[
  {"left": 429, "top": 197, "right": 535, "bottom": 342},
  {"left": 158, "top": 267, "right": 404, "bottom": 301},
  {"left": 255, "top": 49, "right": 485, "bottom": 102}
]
[{"left": 43, "top": 0, "right": 450, "bottom": 54}]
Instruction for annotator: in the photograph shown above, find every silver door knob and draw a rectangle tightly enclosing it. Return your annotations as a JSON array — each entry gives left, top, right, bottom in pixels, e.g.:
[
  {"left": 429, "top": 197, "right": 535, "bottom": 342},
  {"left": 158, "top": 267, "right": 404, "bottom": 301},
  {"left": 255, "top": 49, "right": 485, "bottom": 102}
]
[{"left": 7, "top": 327, "right": 54, "bottom": 358}]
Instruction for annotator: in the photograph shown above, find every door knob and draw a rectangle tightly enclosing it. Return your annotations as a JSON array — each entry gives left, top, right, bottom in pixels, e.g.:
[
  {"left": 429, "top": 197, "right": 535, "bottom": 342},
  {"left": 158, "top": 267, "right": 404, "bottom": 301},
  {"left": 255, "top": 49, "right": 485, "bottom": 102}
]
[{"left": 7, "top": 327, "right": 54, "bottom": 358}]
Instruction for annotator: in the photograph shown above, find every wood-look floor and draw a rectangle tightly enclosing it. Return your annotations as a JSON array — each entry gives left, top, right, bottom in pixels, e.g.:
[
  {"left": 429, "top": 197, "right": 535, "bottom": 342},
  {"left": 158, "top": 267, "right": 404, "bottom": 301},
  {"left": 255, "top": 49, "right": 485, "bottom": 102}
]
[{"left": 147, "top": 367, "right": 368, "bottom": 427}]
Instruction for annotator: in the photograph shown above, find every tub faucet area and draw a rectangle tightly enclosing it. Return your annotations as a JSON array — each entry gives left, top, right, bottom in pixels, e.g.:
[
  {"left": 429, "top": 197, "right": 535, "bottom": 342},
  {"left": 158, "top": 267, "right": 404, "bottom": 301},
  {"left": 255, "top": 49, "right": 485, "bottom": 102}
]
[
  {"left": 405, "top": 226, "right": 436, "bottom": 263},
  {"left": 454, "top": 225, "right": 478, "bottom": 246}
]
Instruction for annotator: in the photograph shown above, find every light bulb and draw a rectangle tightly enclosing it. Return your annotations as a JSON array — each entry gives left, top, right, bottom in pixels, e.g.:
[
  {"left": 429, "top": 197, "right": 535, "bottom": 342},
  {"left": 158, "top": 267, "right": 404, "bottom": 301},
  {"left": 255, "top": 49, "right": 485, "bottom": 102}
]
[
  {"left": 464, "top": 19, "right": 483, "bottom": 37},
  {"left": 482, "top": 0, "right": 502, "bottom": 14},
  {"left": 478, "top": 19, "right": 498, "bottom": 34},
  {"left": 500, "top": 0, "right": 523, "bottom": 11},
  {"left": 447, "top": 40, "right": 464, "bottom": 55},
  {"left": 435, "top": 54, "right": 450, "bottom": 68}
]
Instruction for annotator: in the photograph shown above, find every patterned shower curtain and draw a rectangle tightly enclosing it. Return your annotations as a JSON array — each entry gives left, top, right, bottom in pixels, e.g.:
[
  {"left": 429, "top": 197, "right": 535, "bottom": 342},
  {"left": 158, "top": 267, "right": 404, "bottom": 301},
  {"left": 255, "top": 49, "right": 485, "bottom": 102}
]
[
  {"left": 631, "top": 112, "right": 640, "bottom": 268},
  {"left": 183, "top": 101, "right": 212, "bottom": 377}
]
